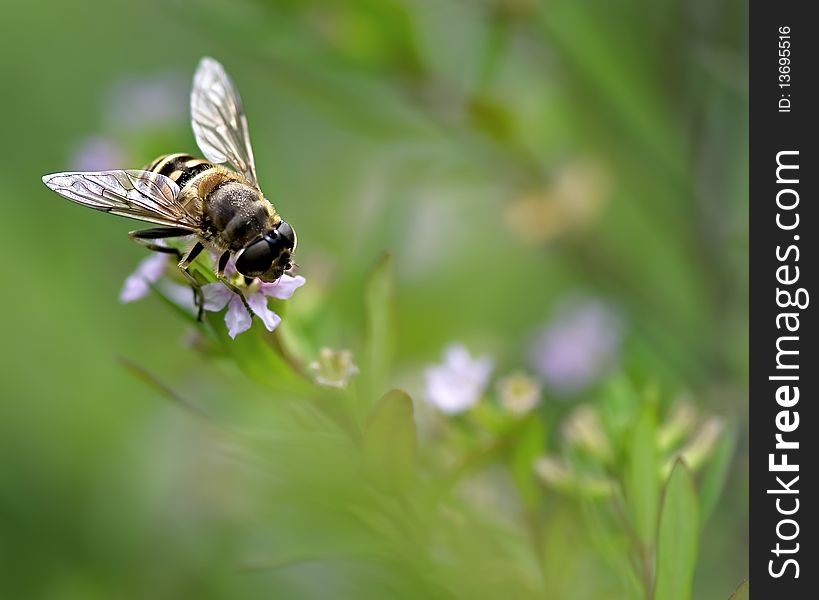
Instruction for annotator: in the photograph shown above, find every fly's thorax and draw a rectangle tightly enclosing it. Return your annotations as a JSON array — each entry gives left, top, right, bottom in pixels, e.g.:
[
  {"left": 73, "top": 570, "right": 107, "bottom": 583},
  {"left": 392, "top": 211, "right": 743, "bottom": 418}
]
[{"left": 196, "top": 168, "right": 278, "bottom": 251}]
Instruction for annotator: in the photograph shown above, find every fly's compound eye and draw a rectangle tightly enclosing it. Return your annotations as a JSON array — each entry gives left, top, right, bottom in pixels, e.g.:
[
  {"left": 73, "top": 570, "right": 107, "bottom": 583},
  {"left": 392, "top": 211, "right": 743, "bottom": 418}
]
[
  {"left": 236, "top": 237, "right": 275, "bottom": 277},
  {"left": 276, "top": 220, "right": 296, "bottom": 250}
]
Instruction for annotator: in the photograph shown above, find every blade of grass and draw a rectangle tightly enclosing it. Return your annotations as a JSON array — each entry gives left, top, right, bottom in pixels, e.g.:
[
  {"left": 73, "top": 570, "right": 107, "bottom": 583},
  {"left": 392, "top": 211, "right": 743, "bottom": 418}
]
[
  {"left": 727, "top": 579, "right": 748, "bottom": 600},
  {"left": 118, "top": 356, "right": 213, "bottom": 421},
  {"left": 653, "top": 460, "right": 699, "bottom": 600},
  {"left": 698, "top": 423, "right": 737, "bottom": 526}
]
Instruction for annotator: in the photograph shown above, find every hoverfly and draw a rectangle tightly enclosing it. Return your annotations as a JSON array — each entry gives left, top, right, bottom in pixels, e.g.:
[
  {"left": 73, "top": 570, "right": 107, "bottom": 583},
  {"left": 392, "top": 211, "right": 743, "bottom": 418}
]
[{"left": 42, "top": 57, "right": 296, "bottom": 317}]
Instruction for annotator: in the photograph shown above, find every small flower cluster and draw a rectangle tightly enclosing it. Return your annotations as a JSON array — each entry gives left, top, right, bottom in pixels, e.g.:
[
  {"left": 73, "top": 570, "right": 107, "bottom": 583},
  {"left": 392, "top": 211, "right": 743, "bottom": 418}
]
[
  {"left": 423, "top": 344, "right": 542, "bottom": 417},
  {"left": 201, "top": 273, "right": 305, "bottom": 338},
  {"left": 534, "top": 400, "right": 725, "bottom": 498},
  {"left": 121, "top": 245, "right": 366, "bottom": 390},
  {"left": 120, "top": 248, "right": 304, "bottom": 339},
  {"left": 422, "top": 292, "right": 623, "bottom": 418}
]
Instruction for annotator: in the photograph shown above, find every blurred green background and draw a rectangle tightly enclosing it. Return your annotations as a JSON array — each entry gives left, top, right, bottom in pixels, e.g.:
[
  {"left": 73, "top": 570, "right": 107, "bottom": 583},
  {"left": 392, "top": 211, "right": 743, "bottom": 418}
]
[{"left": 1, "top": 0, "right": 746, "bottom": 598}]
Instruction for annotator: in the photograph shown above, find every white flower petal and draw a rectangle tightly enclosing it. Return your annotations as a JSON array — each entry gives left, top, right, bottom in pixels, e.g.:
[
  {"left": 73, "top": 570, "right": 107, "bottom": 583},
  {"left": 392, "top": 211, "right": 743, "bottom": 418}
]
[
  {"left": 474, "top": 357, "right": 493, "bottom": 386},
  {"left": 119, "top": 253, "right": 169, "bottom": 303},
  {"left": 425, "top": 367, "right": 472, "bottom": 414},
  {"left": 258, "top": 274, "right": 306, "bottom": 300},
  {"left": 444, "top": 345, "right": 473, "bottom": 370},
  {"left": 246, "top": 291, "right": 282, "bottom": 332},
  {"left": 223, "top": 255, "right": 238, "bottom": 277},
  {"left": 157, "top": 281, "right": 197, "bottom": 312},
  {"left": 225, "top": 296, "right": 252, "bottom": 338},
  {"left": 424, "top": 344, "right": 493, "bottom": 415},
  {"left": 201, "top": 283, "right": 233, "bottom": 311}
]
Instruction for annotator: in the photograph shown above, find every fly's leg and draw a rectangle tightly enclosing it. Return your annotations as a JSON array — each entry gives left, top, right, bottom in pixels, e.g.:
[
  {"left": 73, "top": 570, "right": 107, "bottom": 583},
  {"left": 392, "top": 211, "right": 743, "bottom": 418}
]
[
  {"left": 129, "top": 228, "right": 205, "bottom": 319},
  {"left": 216, "top": 251, "right": 231, "bottom": 278},
  {"left": 178, "top": 242, "right": 206, "bottom": 320},
  {"left": 214, "top": 251, "right": 251, "bottom": 314},
  {"left": 128, "top": 227, "right": 191, "bottom": 259},
  {"left": 221, "top": 278, "right": 252, "bottom": 314},
  {"left": 212, "top": 250, "right": 255, "bottom": 316}
]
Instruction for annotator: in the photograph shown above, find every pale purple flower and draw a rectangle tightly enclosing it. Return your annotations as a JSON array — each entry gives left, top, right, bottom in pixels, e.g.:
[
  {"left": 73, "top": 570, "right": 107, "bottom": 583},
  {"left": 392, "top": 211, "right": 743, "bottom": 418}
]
[
  {"left": 201, "top": 275, "right": 305, "bottom": 339},
  {"left": 157, "top": 280, "right": 199, "bottom": 311},
  {"left": 70, "top": 136, "right": 129, "bottom": 171},
  {"left": 104, "top": 72, "right": 188, "bottom": 130},
  {"left": 120, "top": 238, "right": 199, "bottom": 304},
  {"left": 120, "top": 252, "right": 170, "bottom": 303},
  {"left": 425, "top": 345, "right": 493, "bottom": 414},
  {"left": 120, "top": 249, "right": 305, "bottom": 338},
  {"left": 530, "top": 297, "right": 623, "bottom": 396},
  {"left": 119, "top": 251, "right": 198, "bottom": 309}
]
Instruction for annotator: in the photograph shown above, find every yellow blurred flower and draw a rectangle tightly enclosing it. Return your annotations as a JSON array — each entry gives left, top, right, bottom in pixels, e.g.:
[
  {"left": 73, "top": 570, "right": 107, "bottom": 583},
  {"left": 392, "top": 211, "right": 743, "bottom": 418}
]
[
  {"left": 497, "top": 371, "right": 541, "bottom": 416},
  {"left": 561, "top": 405, "right": 614, "bottom": 464},
  {"left": 505, "top": 159, "right": 612, "bottom": 244},
  {"left": 309, "top": 348, "right": 360, "bottom": 389}
]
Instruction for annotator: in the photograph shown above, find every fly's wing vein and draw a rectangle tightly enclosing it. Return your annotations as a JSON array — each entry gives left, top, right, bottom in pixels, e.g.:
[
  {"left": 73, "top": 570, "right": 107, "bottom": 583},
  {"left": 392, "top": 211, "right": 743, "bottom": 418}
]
[
  {"left": 190, "top": 57, "right": 259, "bottom": 188},
  {"left": 42, "top": 170, "right": 200, "bottom": 229}
]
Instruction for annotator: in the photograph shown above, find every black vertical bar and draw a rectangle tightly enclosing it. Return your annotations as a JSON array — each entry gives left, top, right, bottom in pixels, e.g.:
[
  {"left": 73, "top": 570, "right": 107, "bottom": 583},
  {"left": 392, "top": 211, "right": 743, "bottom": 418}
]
[{"left": 751, "top": 2, "right": 817, "bottom": 595}]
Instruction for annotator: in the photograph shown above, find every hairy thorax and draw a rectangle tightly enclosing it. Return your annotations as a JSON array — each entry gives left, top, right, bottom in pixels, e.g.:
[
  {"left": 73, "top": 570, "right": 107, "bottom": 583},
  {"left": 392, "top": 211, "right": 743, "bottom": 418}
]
[{"left": 188, "top": 167, "right": 279, "bottom": 252}]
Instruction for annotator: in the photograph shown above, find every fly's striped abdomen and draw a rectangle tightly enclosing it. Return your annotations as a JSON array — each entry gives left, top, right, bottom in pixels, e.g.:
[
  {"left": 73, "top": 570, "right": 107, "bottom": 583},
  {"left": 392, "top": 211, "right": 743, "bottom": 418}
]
[{"left": 145, "top": 153, "right": 213, "bottom": 188}]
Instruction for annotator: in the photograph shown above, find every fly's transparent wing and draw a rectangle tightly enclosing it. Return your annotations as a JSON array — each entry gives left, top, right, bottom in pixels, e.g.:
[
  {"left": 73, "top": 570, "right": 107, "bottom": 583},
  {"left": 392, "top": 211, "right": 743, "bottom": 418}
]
[
  {"left": 42, "top": 170, "right": 200, "bottom": 229},
  {"left": 191, "top": 57, "right": 259, "bottom": 188}
]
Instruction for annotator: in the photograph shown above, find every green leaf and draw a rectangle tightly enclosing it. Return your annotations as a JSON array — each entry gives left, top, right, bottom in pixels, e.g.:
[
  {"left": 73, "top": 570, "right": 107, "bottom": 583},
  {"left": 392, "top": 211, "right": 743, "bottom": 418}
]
[
  {"left": 698, "top": 424, "right": 737, "bottom": 525},
  {"left": 654, "top": 460, "right": 699, "bottom": 600},
  {"left": 727, "top": 579, "right": 748, "bottom": 600},
  {"left": 362, "top": 253, "right": 395, "bottom": 407},
  {"left": 362, "top": 389, "right": 416, "bottom": 494},
  {"left": 624, "top": 403, "right": 660, "bottom": 546}
]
